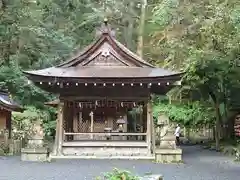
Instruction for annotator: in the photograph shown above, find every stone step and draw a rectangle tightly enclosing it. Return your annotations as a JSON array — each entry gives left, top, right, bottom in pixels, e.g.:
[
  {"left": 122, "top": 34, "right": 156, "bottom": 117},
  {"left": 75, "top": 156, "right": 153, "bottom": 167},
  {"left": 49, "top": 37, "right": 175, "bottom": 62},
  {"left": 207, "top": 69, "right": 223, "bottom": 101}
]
[
  {"left": 72, "top": 152, "right": 149, "bottom": 156},
  {"left": 50, "top": 154, "right": 155, "bottom": 160}
]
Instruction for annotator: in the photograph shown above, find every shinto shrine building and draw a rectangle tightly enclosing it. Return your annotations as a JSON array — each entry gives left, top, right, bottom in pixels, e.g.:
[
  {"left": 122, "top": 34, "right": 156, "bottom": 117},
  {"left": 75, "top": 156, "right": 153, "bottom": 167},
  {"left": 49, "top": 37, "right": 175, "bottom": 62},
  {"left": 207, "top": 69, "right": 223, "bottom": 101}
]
[
  {"left": 0, "top": 90, "right": 23, "bottom": 139},
  {"left": 24, "top": 20, "right": 183, "bottom": 159}
]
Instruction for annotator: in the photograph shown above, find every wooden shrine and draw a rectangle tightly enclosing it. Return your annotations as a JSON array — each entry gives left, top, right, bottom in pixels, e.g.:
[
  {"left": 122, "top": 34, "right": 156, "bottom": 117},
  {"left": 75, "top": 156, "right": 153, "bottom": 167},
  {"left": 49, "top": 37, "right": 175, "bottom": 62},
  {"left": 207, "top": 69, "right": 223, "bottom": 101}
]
[
  {"left": 24, "top": 19, "right": 183, "bottom": 159},
  {"left": 0, "top": 90, "right": 23, "bottom": 139}
]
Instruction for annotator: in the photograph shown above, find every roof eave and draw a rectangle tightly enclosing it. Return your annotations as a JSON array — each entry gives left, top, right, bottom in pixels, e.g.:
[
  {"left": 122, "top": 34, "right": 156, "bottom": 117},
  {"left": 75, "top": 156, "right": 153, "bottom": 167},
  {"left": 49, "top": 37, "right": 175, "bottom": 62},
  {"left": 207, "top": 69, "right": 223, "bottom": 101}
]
[
  {"left": 0, "top": 103, "right": 24, "bottom": 113},
  {"left": 23, "top": 71, "right": 183, "bottom": 82},
  {"left": 44, "top": 99, "right": 59, "bottom": 107}
]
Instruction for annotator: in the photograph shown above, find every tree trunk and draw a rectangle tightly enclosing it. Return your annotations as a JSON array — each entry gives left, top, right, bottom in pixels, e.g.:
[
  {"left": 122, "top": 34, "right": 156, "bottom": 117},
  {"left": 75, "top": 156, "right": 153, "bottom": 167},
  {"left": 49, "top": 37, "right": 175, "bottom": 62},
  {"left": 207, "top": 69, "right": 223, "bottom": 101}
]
[
  {"left": 208, "top": 91, "right": 221, "bottom": 151},
  {"left": 137, "top": 0, "right": 147, "bottom": 58},
  {"left": 124, "top": 1, "right": 134, "bottom": 50},
  {"left": 186, "top": 128, "right": 190, "bottom": 140},
  {"left": 215, "top": 103, "right": 221, "bottom": 151}
]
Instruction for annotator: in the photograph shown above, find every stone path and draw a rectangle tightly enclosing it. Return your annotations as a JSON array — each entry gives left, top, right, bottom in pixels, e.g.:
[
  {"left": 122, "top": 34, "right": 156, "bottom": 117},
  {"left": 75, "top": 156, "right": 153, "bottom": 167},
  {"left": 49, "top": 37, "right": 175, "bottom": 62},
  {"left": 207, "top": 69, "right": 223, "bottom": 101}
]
[{"left": 0, "top": 146, "right": 239, "bottom": 180}]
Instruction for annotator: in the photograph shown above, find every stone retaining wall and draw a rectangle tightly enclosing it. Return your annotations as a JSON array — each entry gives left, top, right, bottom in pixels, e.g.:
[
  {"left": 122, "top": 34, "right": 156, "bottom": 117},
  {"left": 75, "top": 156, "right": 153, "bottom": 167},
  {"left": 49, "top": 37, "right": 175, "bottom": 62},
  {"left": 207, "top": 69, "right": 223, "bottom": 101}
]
[{"left": 140, "top": 175, "right": 163, "bottom": 180}]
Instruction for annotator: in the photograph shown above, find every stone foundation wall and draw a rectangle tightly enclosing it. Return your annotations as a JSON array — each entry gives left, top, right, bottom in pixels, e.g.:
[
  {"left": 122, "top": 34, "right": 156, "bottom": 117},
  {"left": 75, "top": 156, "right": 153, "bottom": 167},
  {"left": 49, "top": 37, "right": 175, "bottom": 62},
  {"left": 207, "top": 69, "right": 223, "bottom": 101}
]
[
  {"left": 155, "top": 149, "right": 182, "bottom": 163},
  {"left": 140, "top": 175, "right": 163, "bottom": 180},
  {"left": 62, "top": 147, "right": 149, "bottom": 156}
]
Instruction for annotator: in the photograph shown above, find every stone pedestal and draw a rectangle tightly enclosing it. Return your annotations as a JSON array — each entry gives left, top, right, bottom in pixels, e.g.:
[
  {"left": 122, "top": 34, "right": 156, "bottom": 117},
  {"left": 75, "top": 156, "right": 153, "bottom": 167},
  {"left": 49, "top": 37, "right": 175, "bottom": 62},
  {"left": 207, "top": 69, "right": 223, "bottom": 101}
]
[
  {"left": 155, "top": 148, "right": 182, "bottom": 163},
  {"left": 21, "top": 147, "right": 49, "bottom": 162}
]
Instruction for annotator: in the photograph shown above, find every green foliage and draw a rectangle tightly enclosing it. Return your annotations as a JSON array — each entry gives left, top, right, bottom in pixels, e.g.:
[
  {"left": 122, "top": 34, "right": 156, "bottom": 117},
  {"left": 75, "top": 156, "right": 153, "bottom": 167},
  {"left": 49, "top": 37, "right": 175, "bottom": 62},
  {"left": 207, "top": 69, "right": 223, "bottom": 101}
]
[
  {"left": 0, "top": 0, "right": 95, "bottom": 134},
  {"left": 12, "top": 106, "right": 50, "bottom": 139},
  {"left": 0, "top": 142, "right": 9, "bottom": 155},
  {"left": 0, "top": 62, "right": 52, "bottom": 107},
  {"left": 147, "top": 0, "right": 240, "bottom": 69},
  {"left": 153, "top": 101, "right": 214, "bottom": 127},
  {"left": 147, "top": 0, "right": 240, "bottom": 147},
  {"left": 148, "top": 0, "right": 240, "bottom": 109},
  {"left": 234, "top": 141, "right": 240, "bottom": 161}
]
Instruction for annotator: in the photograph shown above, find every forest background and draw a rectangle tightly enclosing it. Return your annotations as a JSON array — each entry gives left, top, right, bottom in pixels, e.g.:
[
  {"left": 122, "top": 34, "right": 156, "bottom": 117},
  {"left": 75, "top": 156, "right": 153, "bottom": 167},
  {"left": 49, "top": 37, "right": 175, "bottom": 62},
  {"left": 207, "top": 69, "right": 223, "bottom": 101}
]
[{"left": 0, "top": 0, "right": 240, "bottom": 150}]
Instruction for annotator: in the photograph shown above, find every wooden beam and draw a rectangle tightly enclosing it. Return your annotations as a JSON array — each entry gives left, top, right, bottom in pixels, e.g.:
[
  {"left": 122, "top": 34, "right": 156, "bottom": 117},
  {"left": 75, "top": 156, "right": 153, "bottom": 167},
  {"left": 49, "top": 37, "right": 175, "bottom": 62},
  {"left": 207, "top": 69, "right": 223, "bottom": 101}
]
[{"left": 60, "top": 96, "right": 149, "bottom": 101}]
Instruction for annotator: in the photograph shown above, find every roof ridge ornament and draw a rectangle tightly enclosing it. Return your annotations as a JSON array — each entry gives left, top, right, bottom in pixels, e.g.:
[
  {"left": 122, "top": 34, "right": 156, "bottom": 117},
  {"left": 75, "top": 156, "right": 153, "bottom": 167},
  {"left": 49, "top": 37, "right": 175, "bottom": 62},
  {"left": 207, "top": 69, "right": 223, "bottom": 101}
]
[
  {"left": 95, "top": 18, "right": 116, "bottom": 38},
  {"left": 104, "top": 18, "right": 108, "bottom": 25}
]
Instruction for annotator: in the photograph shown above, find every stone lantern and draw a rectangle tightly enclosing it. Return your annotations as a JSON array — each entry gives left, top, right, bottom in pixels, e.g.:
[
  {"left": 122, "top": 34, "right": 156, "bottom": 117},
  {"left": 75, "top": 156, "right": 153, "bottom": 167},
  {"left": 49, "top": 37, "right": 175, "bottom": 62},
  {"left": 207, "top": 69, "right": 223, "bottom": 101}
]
[
  {"left": 116, "top": 116, "right": 126, "bottom": 132},
  {"left": 155, "top": 113, "right": 182, "bottom": 163}
]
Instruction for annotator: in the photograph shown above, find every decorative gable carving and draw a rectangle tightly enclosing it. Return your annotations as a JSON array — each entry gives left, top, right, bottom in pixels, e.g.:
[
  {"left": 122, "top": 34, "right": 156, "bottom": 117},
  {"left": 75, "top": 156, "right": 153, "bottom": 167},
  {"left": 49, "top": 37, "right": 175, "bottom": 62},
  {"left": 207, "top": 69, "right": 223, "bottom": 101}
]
[
  {"left": 78, "top": 42, "right": 134, "bottom": 67},
  {"left": 101, "top": 49, "right": 110, "bottom": 57},
  {"left": 56, "top": 20, "right": 154, "bottom": 68},
  {"left": 84, "top": 53, "right": 126, "bottom": 66}
]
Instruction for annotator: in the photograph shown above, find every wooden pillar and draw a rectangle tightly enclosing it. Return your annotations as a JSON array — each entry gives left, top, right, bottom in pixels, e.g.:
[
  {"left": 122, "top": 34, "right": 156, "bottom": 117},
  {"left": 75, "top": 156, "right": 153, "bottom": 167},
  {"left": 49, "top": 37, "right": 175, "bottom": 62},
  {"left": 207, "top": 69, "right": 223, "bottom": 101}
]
[
  {"left": 147, "top": 101, "right": 152, "bottom": 155},
  {"left": 139, "top": 106, "right": 143, "bottom": 140},
  {"left": 53, "top": 101, "right": 64, "bottom": 156},
  {"left": 73, "top": 112, "right": 78, "bottom": 133},
  {"left": 123, "top": 114, "right": 127, "bottom": 140},
  {"left": 151, "top": 107, "right": 156, "bottom": 155},
  {"left": 68, "top": 102, "right": 74, "bottom": 140},
  {"left": 89, "top": 111, "right": 94, "bottom": 139},
  {"left": 6, "top": 111, "right": 12, "bottom": 139},
  {"left": 79, "top": 111, "right": 83, "bottom": 132},
  {"left": 73, "top": 108, "right": 78, "bottom": 140}
]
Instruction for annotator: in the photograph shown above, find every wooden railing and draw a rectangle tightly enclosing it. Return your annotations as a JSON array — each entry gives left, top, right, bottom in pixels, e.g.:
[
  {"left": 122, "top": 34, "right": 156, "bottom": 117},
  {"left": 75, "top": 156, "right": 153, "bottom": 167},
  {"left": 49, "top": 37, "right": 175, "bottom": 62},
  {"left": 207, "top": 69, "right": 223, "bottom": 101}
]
[
  {"left": 64, "top": 132, "right": 147, "bottom": 136},
  {"left": 63, "top": 132, "right": 147, "bottom": 141}
]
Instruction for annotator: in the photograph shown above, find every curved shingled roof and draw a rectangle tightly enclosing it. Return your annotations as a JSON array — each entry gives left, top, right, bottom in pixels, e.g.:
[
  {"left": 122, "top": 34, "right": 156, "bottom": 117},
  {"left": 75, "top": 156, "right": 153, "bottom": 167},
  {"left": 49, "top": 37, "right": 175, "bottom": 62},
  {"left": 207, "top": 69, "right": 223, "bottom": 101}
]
[
  {"left": 0, "top": 90, "right": 23, "bottom": 112},
  {"left": 23, "top": 20, "right": 183, "bottom": 81}
]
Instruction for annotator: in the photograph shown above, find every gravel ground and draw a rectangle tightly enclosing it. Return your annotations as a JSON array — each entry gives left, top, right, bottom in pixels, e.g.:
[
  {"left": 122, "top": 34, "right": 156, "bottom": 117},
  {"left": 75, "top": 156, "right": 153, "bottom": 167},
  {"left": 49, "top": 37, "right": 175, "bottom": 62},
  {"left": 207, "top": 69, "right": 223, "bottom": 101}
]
[{"left": 0, "top": 145, "right": 239, "bottom": 180}]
